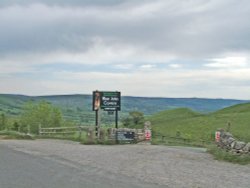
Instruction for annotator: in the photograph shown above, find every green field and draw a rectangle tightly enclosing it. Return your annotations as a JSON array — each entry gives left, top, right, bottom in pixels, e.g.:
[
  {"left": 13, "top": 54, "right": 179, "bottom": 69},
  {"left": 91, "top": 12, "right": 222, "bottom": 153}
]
[
  {"left": 1, "top": 94, "right": 250, "bottom": 143},
  {"left": 0, "top": 94, "right": 248, "bottom": 125},
  {"left": 149, "top": 103, "right": 250, "bottom": 144}
]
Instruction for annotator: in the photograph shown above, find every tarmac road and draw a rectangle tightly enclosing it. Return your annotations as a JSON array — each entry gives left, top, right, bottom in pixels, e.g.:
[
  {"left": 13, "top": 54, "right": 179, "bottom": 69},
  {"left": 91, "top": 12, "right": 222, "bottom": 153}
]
[
  {"left": 0, "top": 142, "right": 164, "bottom": 188},
  {"left": 0, "top": 139, "right": 250, "bottom": 188}
]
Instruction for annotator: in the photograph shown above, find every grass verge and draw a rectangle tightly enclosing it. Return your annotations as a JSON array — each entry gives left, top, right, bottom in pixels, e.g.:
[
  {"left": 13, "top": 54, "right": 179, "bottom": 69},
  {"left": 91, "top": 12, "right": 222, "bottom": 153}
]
[
  {"left": 207, "top": 144, "right": 250, "bottom": 165},
  {"left": 0, "top": 130, "right": 34, "bottom": 140}
]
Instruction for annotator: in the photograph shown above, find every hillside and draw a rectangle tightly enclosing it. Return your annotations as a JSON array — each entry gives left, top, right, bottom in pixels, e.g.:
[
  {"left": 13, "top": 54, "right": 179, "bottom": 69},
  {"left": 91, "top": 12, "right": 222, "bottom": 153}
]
[
  {"left": 0, "top": 94, "right": 249, "bottom": 125},
  {"left": 149, "top": 103, "right": 250, "bottom": 143}
]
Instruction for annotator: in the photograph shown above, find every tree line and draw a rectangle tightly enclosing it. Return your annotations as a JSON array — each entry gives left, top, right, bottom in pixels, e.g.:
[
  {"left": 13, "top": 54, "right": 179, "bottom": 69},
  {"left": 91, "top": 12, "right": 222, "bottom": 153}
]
[
  {"left": 0, "top": 100, "right": 145, "bottom": 134},
  {"left": 0, "top": 101, "right": 64, "bottom": 134}
]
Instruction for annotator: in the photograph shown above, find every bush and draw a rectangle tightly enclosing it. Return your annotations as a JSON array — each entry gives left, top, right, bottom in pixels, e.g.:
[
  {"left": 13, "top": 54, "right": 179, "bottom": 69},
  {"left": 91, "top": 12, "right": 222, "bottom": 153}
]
[
  {"left": 122, "top": 111, "right": 144, "bottom": 128},
  {"left": 20, "top": 101, "right": 63, "bottom": 134}
]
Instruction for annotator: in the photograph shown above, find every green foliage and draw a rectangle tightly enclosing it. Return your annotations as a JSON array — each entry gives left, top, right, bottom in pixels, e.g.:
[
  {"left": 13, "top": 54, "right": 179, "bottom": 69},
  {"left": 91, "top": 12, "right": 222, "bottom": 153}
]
[
  {"left": 0, "top": 94, "right": 248, "bottom": 124},
  {"left": 0, "top": 113, "right": 7, "bottom": 130},
  {"left": 1, "top": 94, "right": 250, "bottom": 142},
  {"left": 12, "top": 121, "right": 20, "bottom": 131},
  {"left": 20, "top": 101, "right": 63, "bottom": 134},
  {"left": 122, "top": 111, "right": 144, "bottom": 128}
]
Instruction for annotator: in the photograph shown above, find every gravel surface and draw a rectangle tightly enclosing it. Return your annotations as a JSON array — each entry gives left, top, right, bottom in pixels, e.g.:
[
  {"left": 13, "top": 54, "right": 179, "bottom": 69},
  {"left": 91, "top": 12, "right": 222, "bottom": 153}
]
[{"left": 1, "top": 139, "right": 250, "bottom": 188}]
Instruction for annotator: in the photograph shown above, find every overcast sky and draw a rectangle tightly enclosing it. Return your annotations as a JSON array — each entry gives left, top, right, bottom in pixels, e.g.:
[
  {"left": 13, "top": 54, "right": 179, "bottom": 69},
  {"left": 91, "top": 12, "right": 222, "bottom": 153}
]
[{"left": 0, "top": 0, "right": 250, "bottom": 99}]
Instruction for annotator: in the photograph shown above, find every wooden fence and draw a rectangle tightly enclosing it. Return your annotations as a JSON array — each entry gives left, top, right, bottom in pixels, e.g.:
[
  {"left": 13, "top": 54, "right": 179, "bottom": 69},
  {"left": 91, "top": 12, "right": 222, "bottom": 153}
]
[
  {"left": 38, "top": 126, "right": 148, "bottom": 143},
  {"left": 153, "top": 132, "right": 212, "bottom": 147},
  {"left": 39, "top": 125, "right": 90, "bottom": 136}
]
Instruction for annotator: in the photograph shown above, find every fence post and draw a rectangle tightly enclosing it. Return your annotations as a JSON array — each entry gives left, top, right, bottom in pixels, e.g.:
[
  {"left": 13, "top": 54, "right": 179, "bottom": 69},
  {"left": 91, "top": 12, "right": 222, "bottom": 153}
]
[
  {"left": 27, "top": 125, "right": 30, "bottom": 135},
  {"left": 39, "top": 124, "right": 41, "bottom": 135},
  {"left": 78, "top": 126, "right": 82, "bottom": 141}
]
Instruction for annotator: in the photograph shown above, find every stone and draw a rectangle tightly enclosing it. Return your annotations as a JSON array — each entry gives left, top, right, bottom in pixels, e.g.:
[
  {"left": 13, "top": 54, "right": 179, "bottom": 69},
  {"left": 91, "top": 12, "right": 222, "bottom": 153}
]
[
  {"left": 220, "top": 138, "right": 227, "bottom": 145},
  {"left": 234, "top": 141, "right": 246, "bottom": 150},
  {"left": 215, "top": 131, "right": 249, "bottom": 154},
  {"left": 223, "top": 132, "right": 233, "bottom": 139},
  {"left": 242, "top": 142, "right": 250, "bottom": 152},
  {"left": 230, "top": 141, "right": 236, "bottom": 149},
  {"left": 227, "top": 137, "right": 235, "bottom": 145}
]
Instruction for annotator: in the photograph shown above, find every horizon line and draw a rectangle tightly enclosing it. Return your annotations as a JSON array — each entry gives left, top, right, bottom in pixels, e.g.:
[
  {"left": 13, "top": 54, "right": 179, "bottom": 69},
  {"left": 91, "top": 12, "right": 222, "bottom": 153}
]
[{"left": 0, "top": 93, "right": 249, "bottom": 101}]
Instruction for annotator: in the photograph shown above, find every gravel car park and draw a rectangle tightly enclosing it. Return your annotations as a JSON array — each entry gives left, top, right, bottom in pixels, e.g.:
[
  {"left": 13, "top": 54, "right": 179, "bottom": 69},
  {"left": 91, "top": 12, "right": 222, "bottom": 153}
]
[{"left": 1, "top": 139, "right": 250, "bottom": 188}]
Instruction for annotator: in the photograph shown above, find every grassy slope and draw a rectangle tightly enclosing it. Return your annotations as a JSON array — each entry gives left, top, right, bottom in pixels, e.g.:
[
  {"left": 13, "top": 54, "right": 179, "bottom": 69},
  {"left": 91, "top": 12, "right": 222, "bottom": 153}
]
[
  {"left": 0, "top": 94, "right": 249, "bottom": 126},
  {"left": 1, "top": 94, "right": 248, "bottom": 113},
  {"left": 149, "top": 103, "right": 250, "bottom": 143},
  {"left": 0, "top": 94, "right": 32, "bottom": 115}
]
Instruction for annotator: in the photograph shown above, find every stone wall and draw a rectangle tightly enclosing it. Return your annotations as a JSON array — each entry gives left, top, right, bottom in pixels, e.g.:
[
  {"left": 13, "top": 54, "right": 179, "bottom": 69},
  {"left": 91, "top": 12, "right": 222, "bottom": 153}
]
[{"left": 217, "top": 130, "right": 250, "bottom": 155}]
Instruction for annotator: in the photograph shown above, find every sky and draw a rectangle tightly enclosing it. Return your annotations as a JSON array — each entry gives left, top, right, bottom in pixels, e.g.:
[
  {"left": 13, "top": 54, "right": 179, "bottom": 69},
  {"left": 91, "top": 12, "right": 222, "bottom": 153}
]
[{"left": 0, "top": 0, "right": 250, "bottom": 99}]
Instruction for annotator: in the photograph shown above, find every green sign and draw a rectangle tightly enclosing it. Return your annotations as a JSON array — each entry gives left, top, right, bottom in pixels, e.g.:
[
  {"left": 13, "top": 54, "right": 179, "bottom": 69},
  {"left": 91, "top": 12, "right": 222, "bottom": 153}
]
[{"left": 93, "top": 91, "right": 121, "bottom": 111}]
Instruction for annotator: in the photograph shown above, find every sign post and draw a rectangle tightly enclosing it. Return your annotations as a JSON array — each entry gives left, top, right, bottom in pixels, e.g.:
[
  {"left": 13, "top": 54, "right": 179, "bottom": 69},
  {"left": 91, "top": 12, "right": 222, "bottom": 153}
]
[
  {"left": 115, "top": 110, "right": 118, "bottom": 129},
  {"left": 93, "top": 91, "right": 101, "bottom": 137},
  {"left": 93, "top": 91, "right": 121, "bottom": 138}
]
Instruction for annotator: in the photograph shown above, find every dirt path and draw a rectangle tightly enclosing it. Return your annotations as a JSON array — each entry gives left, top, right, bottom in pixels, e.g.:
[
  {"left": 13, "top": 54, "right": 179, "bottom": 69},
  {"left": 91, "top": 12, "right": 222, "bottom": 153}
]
[
  {"left": 0, "top": 136, "right": 7, "bottom": 140},
  {"left": 1, "top": 139, "right": 250, "bottom": 188}
]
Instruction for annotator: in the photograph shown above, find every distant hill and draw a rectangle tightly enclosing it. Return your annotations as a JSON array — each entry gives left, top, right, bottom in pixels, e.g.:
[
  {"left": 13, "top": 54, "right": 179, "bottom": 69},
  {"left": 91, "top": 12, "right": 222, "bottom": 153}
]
[
  {"left": 0, "top": 94, "right": 249, "bottom": 124},
  {"left": 149, "top": 103, "right": 250, "bottom": 143}
]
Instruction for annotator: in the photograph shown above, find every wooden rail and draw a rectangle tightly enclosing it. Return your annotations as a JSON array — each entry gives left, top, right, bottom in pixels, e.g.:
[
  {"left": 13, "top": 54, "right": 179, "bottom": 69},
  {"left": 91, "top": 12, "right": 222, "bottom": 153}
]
[
  {"left": 39, "top": 126, "right": 90, "bottom": 135},
  {"left": 153, "top": 132, "right": 211, "bottom": 147}
]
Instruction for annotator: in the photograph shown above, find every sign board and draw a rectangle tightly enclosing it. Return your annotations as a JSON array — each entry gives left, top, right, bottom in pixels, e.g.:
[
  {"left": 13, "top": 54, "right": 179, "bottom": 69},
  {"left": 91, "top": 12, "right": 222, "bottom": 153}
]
[
  {"left": 215, "top": 131, "right": 220, "bottom": 142},
  {"left": 145, "top": 129, "right": 151, "bottom": 140},
  {"left": 93, "top": 91, "right": 121, "bottom": 111},
  {"left": 93, "top": 91, "right": 101, "bottom": 111},
  {"left": 116, "top": 131, "right": 135, "bottom": 142}
]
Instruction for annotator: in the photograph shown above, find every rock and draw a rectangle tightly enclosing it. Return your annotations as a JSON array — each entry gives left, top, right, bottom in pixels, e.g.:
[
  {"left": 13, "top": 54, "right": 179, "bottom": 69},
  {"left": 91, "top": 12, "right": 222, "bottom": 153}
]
[
  {"left": 220, "top": 138, "right": 227, "bottom": 145},
  {"left": 216, "top": 131, "right": 249, "bottom": 154},
  {"left": 221, "top": 132, "right": 233, "bottom": 139},
  {"left": 234, "top": 141, "right": 246, "bottom": 150},
  {"left": 227, "top": 137, "right": 235, "bottom": 145},
  {"left": 230, "top": 141, "right": 236, "bottom": 149},
  {"left": 242, "top": 142, "right": 250, "bottom": 152}
]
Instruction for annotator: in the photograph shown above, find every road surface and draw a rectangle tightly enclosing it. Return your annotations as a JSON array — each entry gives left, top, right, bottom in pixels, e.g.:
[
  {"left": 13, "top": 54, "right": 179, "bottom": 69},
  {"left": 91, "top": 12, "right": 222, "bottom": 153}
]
[{"left": 0, "top": 139, "right": 249, "bottom": 188}]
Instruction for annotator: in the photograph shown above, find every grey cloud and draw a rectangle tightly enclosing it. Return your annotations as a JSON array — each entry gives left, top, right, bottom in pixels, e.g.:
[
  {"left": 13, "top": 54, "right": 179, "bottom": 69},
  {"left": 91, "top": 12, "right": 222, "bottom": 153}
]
[
  {"left": 143, "top": 0, "right": 250, "bottom": 57},
  {"left": 0, "top": 0, "right": 126, "bottom": 7},
  {"left": 0, "top": 0, "right": 250, "bottom": 59}
]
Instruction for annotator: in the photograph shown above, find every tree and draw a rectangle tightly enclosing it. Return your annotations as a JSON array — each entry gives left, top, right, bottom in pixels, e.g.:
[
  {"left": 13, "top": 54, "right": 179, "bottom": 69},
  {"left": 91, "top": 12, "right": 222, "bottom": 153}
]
[
  {"left": 122, "top": 111, "right": 144, "bottom": 128},
  {"left": 21, "top": 101, "right": 63, "bottom": 134},
  {"left": 0, "top": 113, "right": 7, "bottom": 130},
  {"left": 51, "top": 107, "right": 62, "bottom": 127},
  {"left": 13, "top": 121, "right": 20, "bottom": 131}
]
